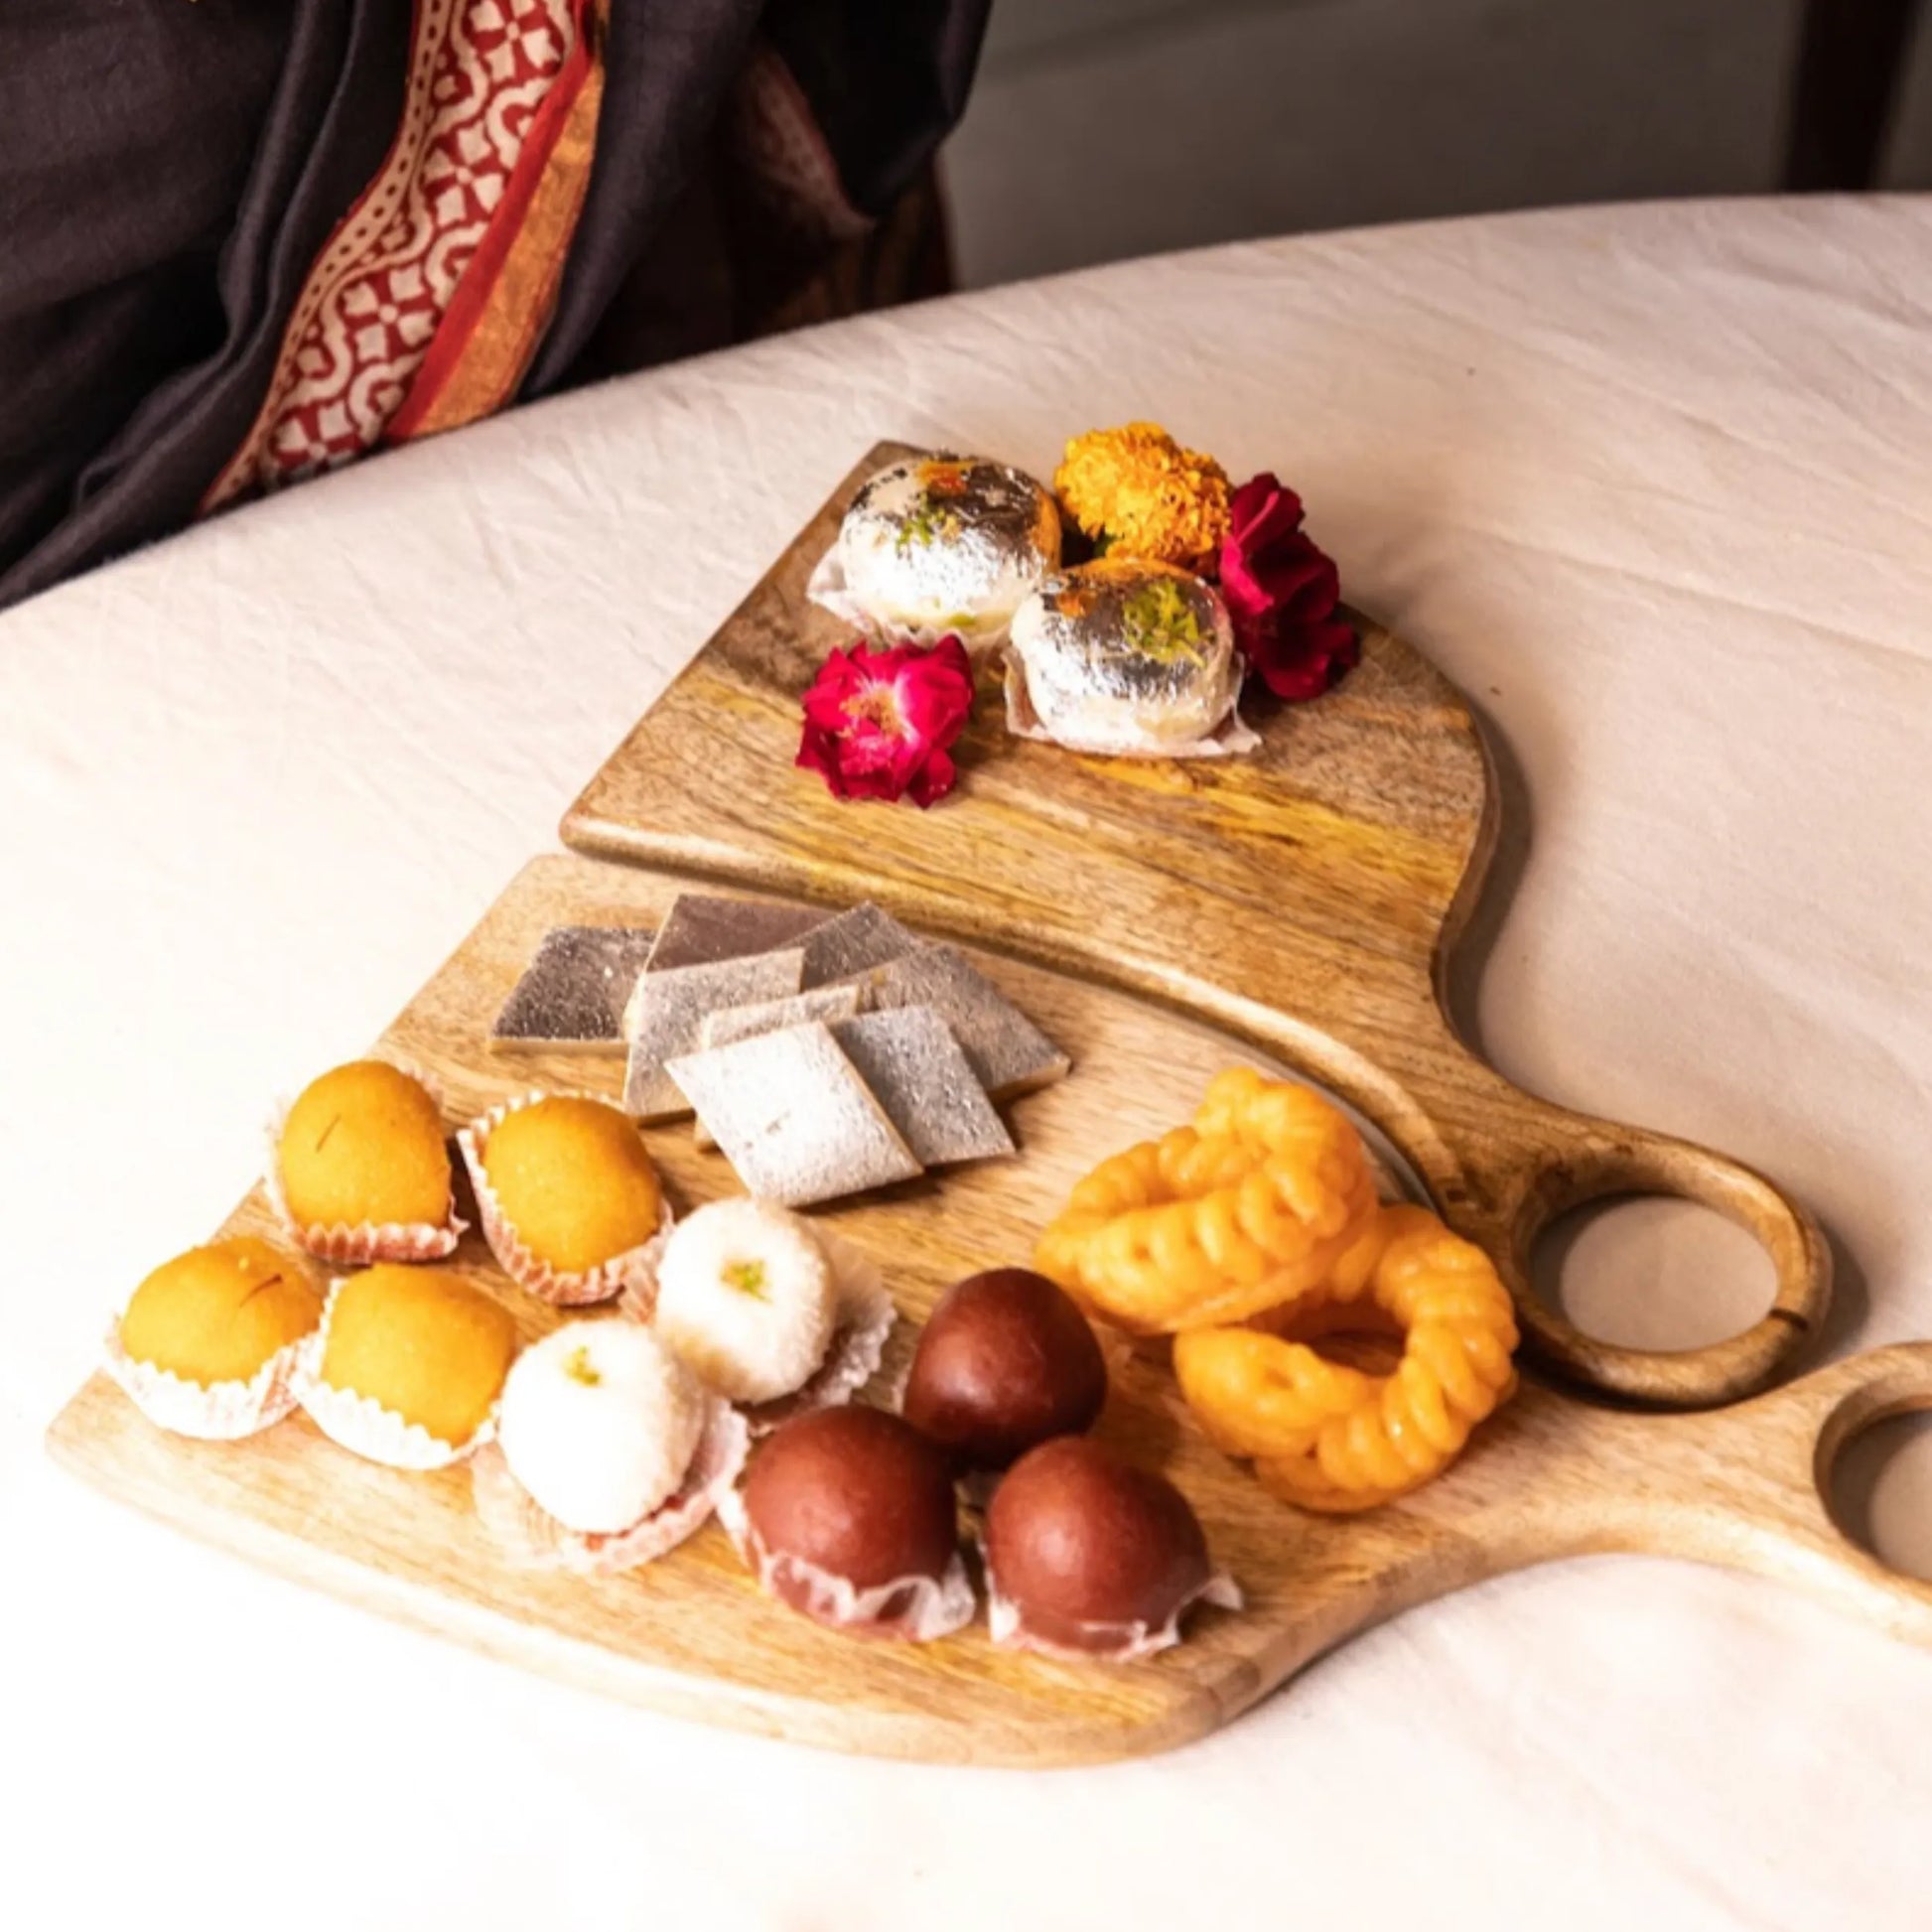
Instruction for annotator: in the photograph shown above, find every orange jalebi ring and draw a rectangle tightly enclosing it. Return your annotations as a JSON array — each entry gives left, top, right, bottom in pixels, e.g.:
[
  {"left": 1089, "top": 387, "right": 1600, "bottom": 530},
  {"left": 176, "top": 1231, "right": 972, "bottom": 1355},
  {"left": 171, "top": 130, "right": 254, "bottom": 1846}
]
[
  {"left": 1173, "top": 1204, "right": 1519, "bottom": 1513},
  {"left": 1035, "top": 1067, "right": 1378, "bottom": 1334}
]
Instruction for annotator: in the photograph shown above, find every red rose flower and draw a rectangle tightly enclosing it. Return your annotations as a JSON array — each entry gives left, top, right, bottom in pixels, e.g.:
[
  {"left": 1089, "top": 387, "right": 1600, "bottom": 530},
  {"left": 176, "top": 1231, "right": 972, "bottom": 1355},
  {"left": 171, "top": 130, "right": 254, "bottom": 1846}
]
[
  {"left": 1218, "top": 474, "right": 1358, "bottom": 702},
  {"left": 796, "top": 634, "right": 975, "bottom": 807}
]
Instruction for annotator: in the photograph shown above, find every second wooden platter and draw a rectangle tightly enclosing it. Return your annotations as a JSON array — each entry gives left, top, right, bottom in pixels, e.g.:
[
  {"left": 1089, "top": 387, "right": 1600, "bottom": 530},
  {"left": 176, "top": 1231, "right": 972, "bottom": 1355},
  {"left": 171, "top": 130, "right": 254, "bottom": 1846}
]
[
  {"left": 562, "top": 443, "right": 1830, "bottom": 1408},
  {"left": 45, "top": 858, "right": 1932, "bottom": 1766}
]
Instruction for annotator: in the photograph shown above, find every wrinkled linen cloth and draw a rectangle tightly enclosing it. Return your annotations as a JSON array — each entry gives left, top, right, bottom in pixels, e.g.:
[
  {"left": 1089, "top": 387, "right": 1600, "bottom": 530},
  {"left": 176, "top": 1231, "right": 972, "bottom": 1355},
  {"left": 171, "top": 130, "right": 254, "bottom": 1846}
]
[{"left": 3, "top": 198, "right": 1930, "bottom": 1931}]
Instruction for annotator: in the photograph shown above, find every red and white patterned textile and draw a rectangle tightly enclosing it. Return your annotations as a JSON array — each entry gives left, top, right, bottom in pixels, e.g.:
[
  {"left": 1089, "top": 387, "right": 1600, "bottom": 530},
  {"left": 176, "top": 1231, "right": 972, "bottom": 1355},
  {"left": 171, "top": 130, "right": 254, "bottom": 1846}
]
[{"left": 205, "top": 0, "right": 577, "bottom": 508}]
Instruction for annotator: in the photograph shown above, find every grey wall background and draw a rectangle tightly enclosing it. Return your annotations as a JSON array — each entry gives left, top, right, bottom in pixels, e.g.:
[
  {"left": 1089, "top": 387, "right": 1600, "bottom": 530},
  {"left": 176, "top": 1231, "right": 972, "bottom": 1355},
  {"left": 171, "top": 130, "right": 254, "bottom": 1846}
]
[{"left": 943, "top": 0, "right": 1932, "bottom": 286}]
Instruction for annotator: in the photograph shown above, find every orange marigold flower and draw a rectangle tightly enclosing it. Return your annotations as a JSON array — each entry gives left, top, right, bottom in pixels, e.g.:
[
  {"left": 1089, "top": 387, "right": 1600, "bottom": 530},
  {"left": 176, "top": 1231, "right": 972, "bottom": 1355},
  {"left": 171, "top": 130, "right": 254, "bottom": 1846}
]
[{"left": 1053, "top": 422, "right": 1231, "bottom": 571}]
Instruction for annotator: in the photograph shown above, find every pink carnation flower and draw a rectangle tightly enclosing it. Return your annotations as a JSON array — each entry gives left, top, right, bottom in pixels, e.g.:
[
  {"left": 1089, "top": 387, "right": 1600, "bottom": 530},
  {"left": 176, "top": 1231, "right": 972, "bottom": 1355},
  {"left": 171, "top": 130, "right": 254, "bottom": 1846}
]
[{"left": 796, "top": 634, "right": 975, "bottom": 807}]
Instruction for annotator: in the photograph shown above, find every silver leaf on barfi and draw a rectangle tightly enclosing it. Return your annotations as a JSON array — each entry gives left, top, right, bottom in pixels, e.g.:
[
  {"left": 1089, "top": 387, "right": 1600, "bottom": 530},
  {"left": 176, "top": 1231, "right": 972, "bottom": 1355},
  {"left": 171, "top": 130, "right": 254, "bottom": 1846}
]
[
  {"left": 643, "top": 896, "right": 831, "bottom": 975},
  {"left": 697, "top": 983, "right": 867, "bottom": 1052},
  {"left": 830, "top": 1008, "right": 1015, "bottom": 1167},
  {"left": 850, "top": 944, "right": 1068, "bottom": 1100},
  {"left": 799, "top": 902, "right": 921, "bottom": 987},
  {"left": 667, "top": 1023, "right": 924, "bottom": 1206},
  {"left": 690, "top": 985, "right": 869, "bottom": 1148},
  {"left": 489, "top": 925, "right": 656, "bottom": 1054},
  {"left": 622, "top": 949, "right": 805, "bottom": 1121}
]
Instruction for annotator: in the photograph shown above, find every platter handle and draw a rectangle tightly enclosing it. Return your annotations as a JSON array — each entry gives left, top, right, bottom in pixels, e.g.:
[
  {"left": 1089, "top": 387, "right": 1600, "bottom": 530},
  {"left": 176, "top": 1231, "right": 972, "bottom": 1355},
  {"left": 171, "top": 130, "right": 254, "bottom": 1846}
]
[
  {"left": 1393, "top": 1040, "right": 1832, "bottom": 1410},
  {"left": 1499, "top": 1343, "right": 1932, "bottom": 1652}
]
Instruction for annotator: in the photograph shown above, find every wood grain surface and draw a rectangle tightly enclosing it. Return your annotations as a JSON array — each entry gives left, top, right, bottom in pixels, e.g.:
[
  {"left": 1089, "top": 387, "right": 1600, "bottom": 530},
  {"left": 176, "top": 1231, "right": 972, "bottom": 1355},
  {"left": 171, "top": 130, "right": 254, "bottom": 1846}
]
[
  {"left": 561, "top": 442, "right": 1831, "bottom": 1409},
  {"left": 45, "top": 857, "right": 1932, "bottom": 1767}
]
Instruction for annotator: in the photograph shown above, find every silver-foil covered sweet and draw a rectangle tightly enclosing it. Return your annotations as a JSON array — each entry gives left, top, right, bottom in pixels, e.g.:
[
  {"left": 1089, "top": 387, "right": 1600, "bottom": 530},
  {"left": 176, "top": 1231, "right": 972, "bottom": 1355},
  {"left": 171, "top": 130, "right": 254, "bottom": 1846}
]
[
  {"left": 1005, "top": 559, "right": 1251, "bottom": 758},
  {"left": 815, "top": 454, "right": 1060, "bottom": 644}
]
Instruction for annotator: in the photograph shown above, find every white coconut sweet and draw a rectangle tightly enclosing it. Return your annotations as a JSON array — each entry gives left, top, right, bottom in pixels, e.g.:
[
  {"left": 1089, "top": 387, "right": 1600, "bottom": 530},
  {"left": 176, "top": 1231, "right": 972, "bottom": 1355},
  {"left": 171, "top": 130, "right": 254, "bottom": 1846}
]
[
  {"left": 653, "top": 1198, "right": 837, "bottom": 1404},
  {"left": 497, "top": 1320, "right": 705, "bottom": 1535}
]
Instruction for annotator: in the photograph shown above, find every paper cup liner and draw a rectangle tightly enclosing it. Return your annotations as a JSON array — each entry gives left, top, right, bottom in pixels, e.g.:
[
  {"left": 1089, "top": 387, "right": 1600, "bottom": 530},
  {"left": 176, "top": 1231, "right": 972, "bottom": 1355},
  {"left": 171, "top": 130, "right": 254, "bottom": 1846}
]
[
  {"left": 1003, "top": 651, "right": 1260, "bottom": 759},
  {"left": 982, "top": 1554, "right": 1244, "bottom": 1662},
  {"left": 102, "top": 1313, "right": 310, "bottom": 1441},
  {"left": 471, "top": 1395, "right": 749, "bottom": 1576},
  {"left": 458, "top": 1092, "right": 674, "bottom": 1309},
  {"left": 290, "top": 1280, "right": 496, "bottom": 1470},
  {"left": 264, "top": 1058, "right": 465, "bottom": 1265},
  {"left": 805, "top": 542, "right": 1014, "bottom": 652},
  {"left": 717, "top": 1483, "right": 976, "bottom": 1641}
]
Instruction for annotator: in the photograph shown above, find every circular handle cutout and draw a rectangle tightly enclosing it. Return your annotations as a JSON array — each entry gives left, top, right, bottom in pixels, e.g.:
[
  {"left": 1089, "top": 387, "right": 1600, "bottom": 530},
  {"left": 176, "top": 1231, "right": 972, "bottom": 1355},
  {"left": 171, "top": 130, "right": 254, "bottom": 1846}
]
[
  {"left": 1442, "top": 1111, "right": 1833, "bottom": 1408},
  {"left": 1829, "top": 1412, "right": 1932, "bottom": 1585},
  {"left": 1815, "top": 1351, "right": 1932, "bottom": 1587},
  {"left": 1532, "top": 1194, "right": 1778, "bottom": 1353}
]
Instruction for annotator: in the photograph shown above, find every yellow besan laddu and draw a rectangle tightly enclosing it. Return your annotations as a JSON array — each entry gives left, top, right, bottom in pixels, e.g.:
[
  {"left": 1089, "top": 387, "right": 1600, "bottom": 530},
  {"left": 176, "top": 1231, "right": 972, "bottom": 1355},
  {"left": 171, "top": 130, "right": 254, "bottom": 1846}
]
[
  {"left": 279, "top": 1061, "right": 451, "bottom": 1232},
  {"left": 481, "top": 1096, "right": 662, "bottom": 1275},
  {"left": 119, "top": 1237, "right": 322, "bottom": 1387},
  {"left": 319, "top": 1265, "right": 517, "bottom": 1447}
]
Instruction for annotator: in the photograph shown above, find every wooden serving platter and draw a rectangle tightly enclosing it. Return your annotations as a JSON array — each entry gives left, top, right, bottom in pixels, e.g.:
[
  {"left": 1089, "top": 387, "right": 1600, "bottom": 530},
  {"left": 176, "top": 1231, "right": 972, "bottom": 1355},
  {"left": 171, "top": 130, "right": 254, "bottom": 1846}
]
[
  {"left": 46, "top": 857, "right": 1932, "bottom": 1765},
  {"left": 563, "top": 443, "right": 1830, "bottom": 1409},
  {"left": 45, "top": 443, "right": 1932, "bottom": 1763}
]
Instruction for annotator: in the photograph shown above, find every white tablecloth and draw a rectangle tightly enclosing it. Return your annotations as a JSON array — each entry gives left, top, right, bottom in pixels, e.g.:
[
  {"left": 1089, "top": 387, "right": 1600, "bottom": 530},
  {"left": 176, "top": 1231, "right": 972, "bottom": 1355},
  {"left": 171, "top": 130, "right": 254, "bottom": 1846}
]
[{"left": 5, "top": 198, "right": 1930, "bottom": 1930}]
